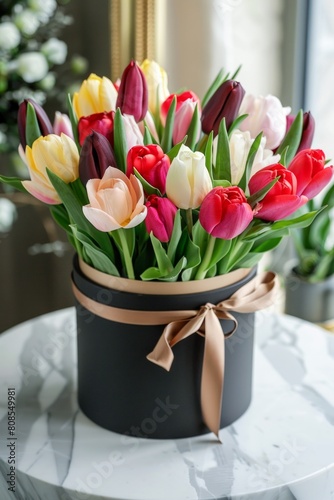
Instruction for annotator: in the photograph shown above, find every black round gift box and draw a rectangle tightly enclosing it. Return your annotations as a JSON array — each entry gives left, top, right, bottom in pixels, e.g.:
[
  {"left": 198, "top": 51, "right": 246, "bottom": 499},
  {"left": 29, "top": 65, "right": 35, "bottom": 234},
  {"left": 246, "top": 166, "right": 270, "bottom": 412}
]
[{"left": 72, "top": 256, "right": 256, "bottom": 439}]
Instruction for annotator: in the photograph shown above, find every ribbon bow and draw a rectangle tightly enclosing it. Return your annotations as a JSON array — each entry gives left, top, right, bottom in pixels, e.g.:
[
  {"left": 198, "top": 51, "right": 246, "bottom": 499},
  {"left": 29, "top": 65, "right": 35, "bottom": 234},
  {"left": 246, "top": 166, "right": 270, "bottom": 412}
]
[{"left": 146, "top": 271, "right": 279, "bottom": 437}]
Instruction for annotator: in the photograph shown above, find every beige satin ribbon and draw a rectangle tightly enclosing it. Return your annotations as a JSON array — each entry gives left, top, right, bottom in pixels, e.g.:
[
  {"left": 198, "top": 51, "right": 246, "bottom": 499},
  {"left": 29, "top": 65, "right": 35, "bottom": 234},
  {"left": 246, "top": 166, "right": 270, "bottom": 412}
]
[{"left": 72, "top": 271, "right": 279, "bottom": 437}]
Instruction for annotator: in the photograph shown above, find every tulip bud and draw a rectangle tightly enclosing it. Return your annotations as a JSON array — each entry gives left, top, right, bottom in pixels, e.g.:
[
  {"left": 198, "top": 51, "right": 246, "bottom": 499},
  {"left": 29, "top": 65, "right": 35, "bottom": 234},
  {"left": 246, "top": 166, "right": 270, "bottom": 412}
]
[
  {"left": 288, "top": 149, "right": 334, "bottom": 199},
  {"left": 145, "top": 195, "right": 177, "bottom": 242},
  {"left": 78, "top": 111, "right": 114, "bottom": 146},
  {"left": 286, "top": 111, "right": 315, "bottom": 153},
  {"left": 116, "top": 60, "right": 148, "bottom": 122},
  {"left": 18, "top": 98, "right": 53, "bottom": 149},
  {"left": 127, "top": 144, "right": 170, "bottom": 194},
  {"left": 201, "top": 80, "right": 245, "bottom": 136},
  {"left": 79, "top": 131, "right": 117, "bottom": 185},
  {"left": 53, "top": 112, "right": 74, "bottom": 139},
  {"left": 140, "top": 59, "right": 169, "bottom": 116}
]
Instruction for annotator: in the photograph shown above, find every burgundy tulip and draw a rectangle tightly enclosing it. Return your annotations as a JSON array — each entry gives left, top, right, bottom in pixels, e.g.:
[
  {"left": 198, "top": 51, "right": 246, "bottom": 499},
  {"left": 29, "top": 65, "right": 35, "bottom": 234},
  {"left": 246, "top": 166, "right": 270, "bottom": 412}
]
[
  {"left": 201, "top": 80, "right": 245, "bottom": 136},
  {"left": 249, "top": 164, "right": 308, "bottom": 221},
  {"left": 288, "top": 149, "right": 334, "bottom": 199},
  {"left": 79, "top": 131, "right": 117, "bottom": 185},
  {"left": 78, "top": 111, "right": 114, "bottom": 146},
  {"left": 18, "top": 98, "right": 53, "bottom": 149},
  {"left": 145, "top": 195, "right": 177, "bottom": 242},
  {"left": 199, "top": 186, "right": 253, "bottom": 239},
  {"left": 116, "top": 60, "right": 148, "bottom": 122}
]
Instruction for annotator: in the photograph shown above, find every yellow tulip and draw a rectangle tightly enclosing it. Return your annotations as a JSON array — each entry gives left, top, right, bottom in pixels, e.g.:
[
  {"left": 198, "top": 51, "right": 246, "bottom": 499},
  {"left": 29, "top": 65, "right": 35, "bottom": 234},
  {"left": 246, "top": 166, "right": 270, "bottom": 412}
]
[
  {"left": 22, "top": 134, "right": 79, "bottom": 204},
  {"left": 140, "top": 60, "right": 169, "bottom": 116},
  {"left": 73, "top": 73, "right": 118, "bottom": 118}
]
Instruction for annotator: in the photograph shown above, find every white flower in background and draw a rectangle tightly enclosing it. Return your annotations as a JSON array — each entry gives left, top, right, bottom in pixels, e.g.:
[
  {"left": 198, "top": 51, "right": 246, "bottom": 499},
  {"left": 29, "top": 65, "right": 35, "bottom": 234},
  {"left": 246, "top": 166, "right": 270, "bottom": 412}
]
[
  {"left": 28, "top": 0, "right": 57, "bottom": 21},
  {"left": 38, "top": 72, "right": 56, "bottom": 91},
  {"left": 16, "top": 52, "right": 49, "bottom": 83},
  {"left": 213, "top": 129, "right": 280, "bottom": 185},
  {"left": 0, "top": 199, "right": 17, "bottom": 233},
  {"left": 0, "top": 22, "right": 21, "bottom": 51},
  {"left": 14, "top": 9, "right": 40, "bottom": 36},
  {"left": 239, "top": 94, "right": 291, "bottom": 150},
  {"left": 41, "top": 38, "right": 68, "bottom": 65}
]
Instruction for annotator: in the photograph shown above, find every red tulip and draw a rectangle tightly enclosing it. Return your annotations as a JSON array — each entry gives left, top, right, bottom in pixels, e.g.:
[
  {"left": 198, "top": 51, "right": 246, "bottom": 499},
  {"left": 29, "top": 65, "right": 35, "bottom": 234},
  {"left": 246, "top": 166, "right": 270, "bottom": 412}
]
[
  {"left": 79, "top": 131, "right": 117, "bottom": 185},
  {"left": 249, "top": 164, "right": 308, "bottom": 221},
  {"left": 288, "top": 149, "right": 334, "bottom": 199},
  {"left": 126, "top": 144, "right": 170, "bottom": 194},
  {"left": 116, "top": 60, "right": 148, "bottom": 122},
  {"left": 201, "top": 80, "right": 245, "bottom": 136},
  {"left": 145, "top": 195, "right": 177, "bottom": 242},
  {"left": 199, "top": 186, "right": 253, "bottom": 239},
  {"left": 18, "top": 98, "right": 53, "bottom": 149},
  {"left": 78, "top": 111, "right": 114, "bottom": 146}
]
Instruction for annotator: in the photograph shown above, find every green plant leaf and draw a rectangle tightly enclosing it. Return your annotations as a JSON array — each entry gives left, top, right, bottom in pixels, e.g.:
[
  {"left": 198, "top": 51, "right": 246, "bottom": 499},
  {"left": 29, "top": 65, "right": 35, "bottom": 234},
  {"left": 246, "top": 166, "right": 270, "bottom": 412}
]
[
  {"left": 322, "top": 183, "right": 334, "bottom": 208},
  {"left": 201, "top": 68, "right": 227, "bottom": 108},
  {"left": 25, "top": 102, "right": 42, "bottom": 147},
  {"left": 161, "top": 96, "right": 176, "bottom": 152},
  {"left": 238, "top": 132, "right": 263, "bottom": 192},
  {"left": 150, "top": 232, "right": 173, "bottom": 274},
  {"left": 167, "top": 210, "right": 182, "bottom": 263},
  {"left": 67, "top": 94, "right": 80, "bottom": 150},
  {"left": 0, "top": 175, "right": 27, "bottom": 193},
  {"left": 185, "top": 104, "right": 200, "bottom": 150},
  {"left": 166, "top": 137, "right": 187, "bottom": 162},
  {"left": 228, "top": 114, "right": 248, "bottom": 136},
  {"left": 158, "top": 256, "right": 187, "bottom": 282},
  {"left": 247, "top": 178, "right": 279, "bottom": 208},
  {"left": 133, "top": 168, "right": 162, "bottom": 196},
  {"left": 113, "top": 109, "right": 127, "bottom": 173},
  {"left": 271, "top": 209, "right": 324, "bottom": 231},
  {"left": 276, "top": 109, "right": 303, "bottom": 165},
  {"left": 140, "top": 267, "right": 165, "bottom": 281},
  {"left": 204, "top": 131, "right": 213, "bottom": 178},
  {"left": 180, "top": 231, "right": 201, "bottom": 281},
  {"left": 252, "top": 236, "right": 283, "bottom": 253},
  {"left": 70, "top": 225, "right": 119, "bottom": 275},
  {"left": 143, "top": 125, "right": 158, "bottom": 145},
  {"left": 215, "top": 118, "right": 231, "bottom": 181}
]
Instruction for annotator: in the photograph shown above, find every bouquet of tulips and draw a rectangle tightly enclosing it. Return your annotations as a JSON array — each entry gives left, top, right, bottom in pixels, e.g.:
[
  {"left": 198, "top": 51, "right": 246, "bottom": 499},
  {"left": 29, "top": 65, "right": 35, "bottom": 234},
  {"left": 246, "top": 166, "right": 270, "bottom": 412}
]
[{"left": 1, "top": 60, "right": 333, "bottom": 281}]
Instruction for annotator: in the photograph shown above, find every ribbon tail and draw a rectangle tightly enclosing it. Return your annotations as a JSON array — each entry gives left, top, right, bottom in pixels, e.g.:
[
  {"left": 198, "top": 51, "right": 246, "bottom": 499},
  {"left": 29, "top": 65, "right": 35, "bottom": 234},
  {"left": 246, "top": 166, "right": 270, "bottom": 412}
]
[{"left": 201, "top": 310, "right": 227, "bottom": 439}]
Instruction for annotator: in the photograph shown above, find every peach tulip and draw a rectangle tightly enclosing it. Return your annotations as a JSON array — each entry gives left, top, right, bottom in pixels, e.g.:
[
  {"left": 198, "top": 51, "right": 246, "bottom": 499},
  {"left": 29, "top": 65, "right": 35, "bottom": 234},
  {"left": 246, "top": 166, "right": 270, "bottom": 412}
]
[{"left": 83, "top": 167, "right": 147, "bottom": 231}]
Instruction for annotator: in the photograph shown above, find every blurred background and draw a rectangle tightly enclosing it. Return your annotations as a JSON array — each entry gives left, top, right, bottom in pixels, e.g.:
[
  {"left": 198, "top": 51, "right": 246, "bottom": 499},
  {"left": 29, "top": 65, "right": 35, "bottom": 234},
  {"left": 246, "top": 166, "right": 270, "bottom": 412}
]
[{"left": 0, "top": 0, "right": 333, "bottom": 332}]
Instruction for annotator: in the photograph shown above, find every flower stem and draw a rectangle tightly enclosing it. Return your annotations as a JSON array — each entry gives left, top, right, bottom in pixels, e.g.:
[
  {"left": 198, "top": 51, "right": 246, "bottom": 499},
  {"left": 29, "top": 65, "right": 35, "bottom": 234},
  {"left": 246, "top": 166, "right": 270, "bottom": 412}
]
[
  {"left": 194, "top": 236, "right": 216, "bottom": 280},
  {"left": 118, "top": 228, "right": 135, "bottom": 279},
  {"left": 186, "top": 208, "right": 193, "bottom": 238}
]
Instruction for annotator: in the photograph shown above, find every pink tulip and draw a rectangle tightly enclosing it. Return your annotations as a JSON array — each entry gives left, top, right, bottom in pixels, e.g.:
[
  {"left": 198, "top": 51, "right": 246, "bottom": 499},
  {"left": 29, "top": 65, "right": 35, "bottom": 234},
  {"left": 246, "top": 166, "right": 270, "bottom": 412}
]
[
  {"left": 160, "top": 90, "right": 200, "bottom": 126},
  {"left": 83, "top": 167, "right": 147, "bottom": 231},
  {"left": 53, "top": 112, "right": 74, "bottom": 139},
  {"left": 172, "top": 99, "right": 200, "bottom": 145},
  {"left": 199, "top": 186, "right": 253, "bottom": 239},
  {"left": 145, "top": 195, "right": 177, "bottom": 242},
  {"left": 288, "top": 149, "right": 334, "bottom": 199},
  {"left": 248, "top": 164, "right": 308, "bottom": 221},
  {"left": 126, "top": 144, "right": 170, "bottom": 194}
]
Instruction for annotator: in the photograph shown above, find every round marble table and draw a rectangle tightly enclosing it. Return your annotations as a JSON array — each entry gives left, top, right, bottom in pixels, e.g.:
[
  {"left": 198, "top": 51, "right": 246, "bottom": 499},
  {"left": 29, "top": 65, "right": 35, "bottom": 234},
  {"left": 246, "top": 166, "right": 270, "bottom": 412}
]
[{"left": 0, "top": 308, "right": 334, "bottom": 500}]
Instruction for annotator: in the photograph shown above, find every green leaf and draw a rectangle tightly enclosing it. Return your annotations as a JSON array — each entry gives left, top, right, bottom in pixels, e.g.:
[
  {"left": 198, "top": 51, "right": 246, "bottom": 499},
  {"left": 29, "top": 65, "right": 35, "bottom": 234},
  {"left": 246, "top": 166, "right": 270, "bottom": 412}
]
[
  {"left": 140, "top": 267, "right": 165, "bottom": 281},
  {"left": 47, "top": 169, "right": 113, "bottom": 253},
  {"left": 150, "top": 232, "right": 173, "bottom": 274},
  {"left": 247, "top": 178, "right": 279, "bottom": 208},
  {"left": 167, "top": 210, "right": 182, "bottom": 263},
  {"left": 204, "top": 131, "right": 213, "bottom": 178},
  {"left": 233, "top": 252, "right": 263, "bottom": 269},
  {"left": 213, "top": 179, "right": 231, "bottom": 187},
  {"left": 67, "top": 94, "right": 80, "bottom": 150},
  {"left": 185, "top": 104, "right": 200, "bottom": 150},
  {"left": 50, "top": 204, "right": 71, "bottom": 233},
  {"left": 0, "top": 175, "right": 27, "bottom": 193},
  {"left": 161, "top": 96, "right": 176, "bottom": 152},
  {"left": 215, "top": 118, "right": 231, "bottom": 181},
  {"left": 166, "top": 137, "right": 187, "bottom": 162},
  {"left": 276, "top": 110, "right": 303, "bottom": 165},
  {"left": 271, "top": 209, "right": 324, "bottom": 231},
  {"left": 252, "top": 237, "right": 283, "bottom": 253},
  {"left": 228, "top": 114, "right": 248, "bottom": 136},
  {"left": 278, "top": 146, "right": 289, "bottom": 167},
  {"left": 70, "top": 225, "right": 119, "bottom": 276},
  {"left": 322, "top": 183, "right": 334, "bottom": 208},
  {"left": 238, "top": 132, "right": 263, "bottom": 192},
  {"left": 180, "top": 231, "right": 201, "bottom": 281},
  {"left": 113, "top": 109, "right": 127, "bottom": 173},
  {"left": 310, "top": 249, "right": 334, "bottom": 282},
  {"left": 143, "top": 125, "right": 158, "bottom": 145},
  {"left": 133, "top": 168, "right": 162, "bottom": 196},
  {"left": 201, "top": 68, "right": 227, "bottom": 108},
  {"left": 192, "top": 220, "right": 210, "bottom": 255},
  {"left": 25, "top": 102, "right": 42, "bottom": 147},
  {"left": 157, "top": 256, "right": 187, "bottom": 282},
  {"left": 224, "top": 240, "right": 254, "bottom": 272}
]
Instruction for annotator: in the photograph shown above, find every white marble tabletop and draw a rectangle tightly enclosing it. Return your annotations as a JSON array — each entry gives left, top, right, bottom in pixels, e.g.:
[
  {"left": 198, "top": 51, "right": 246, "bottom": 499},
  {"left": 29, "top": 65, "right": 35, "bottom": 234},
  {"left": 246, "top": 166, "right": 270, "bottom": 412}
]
[{"left": 0, "top": 308, "right": 334, "bottom": 500}]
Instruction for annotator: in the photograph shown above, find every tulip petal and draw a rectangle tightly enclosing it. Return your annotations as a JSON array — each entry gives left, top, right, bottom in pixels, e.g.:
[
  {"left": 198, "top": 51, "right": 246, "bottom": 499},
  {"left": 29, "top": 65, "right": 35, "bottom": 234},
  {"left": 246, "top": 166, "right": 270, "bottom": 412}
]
[
  {"left": 22, "top": 180, "right": 61, "bottom": 204},
  {"left": 210, "top": 203, "right": 253, "bottom": 239},
  {"left": 256, "top": 195, "right": 308, "bottom": 221},
  {"left": 83, "top": 206, "right": 122, "bottom": 231},
  {"left": 299, "top": 167, "right": 334, "bottom": 199}
]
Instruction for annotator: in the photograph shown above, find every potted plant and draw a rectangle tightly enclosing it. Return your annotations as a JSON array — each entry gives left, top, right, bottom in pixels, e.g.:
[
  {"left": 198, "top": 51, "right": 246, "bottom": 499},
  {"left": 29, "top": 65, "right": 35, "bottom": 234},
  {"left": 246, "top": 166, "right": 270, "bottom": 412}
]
[
  {"left": 1, "top": 60, "right": 333, "bottom": 439},
  {"left": 285, "top": 181, "right": 334, "bottom": 327}
]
